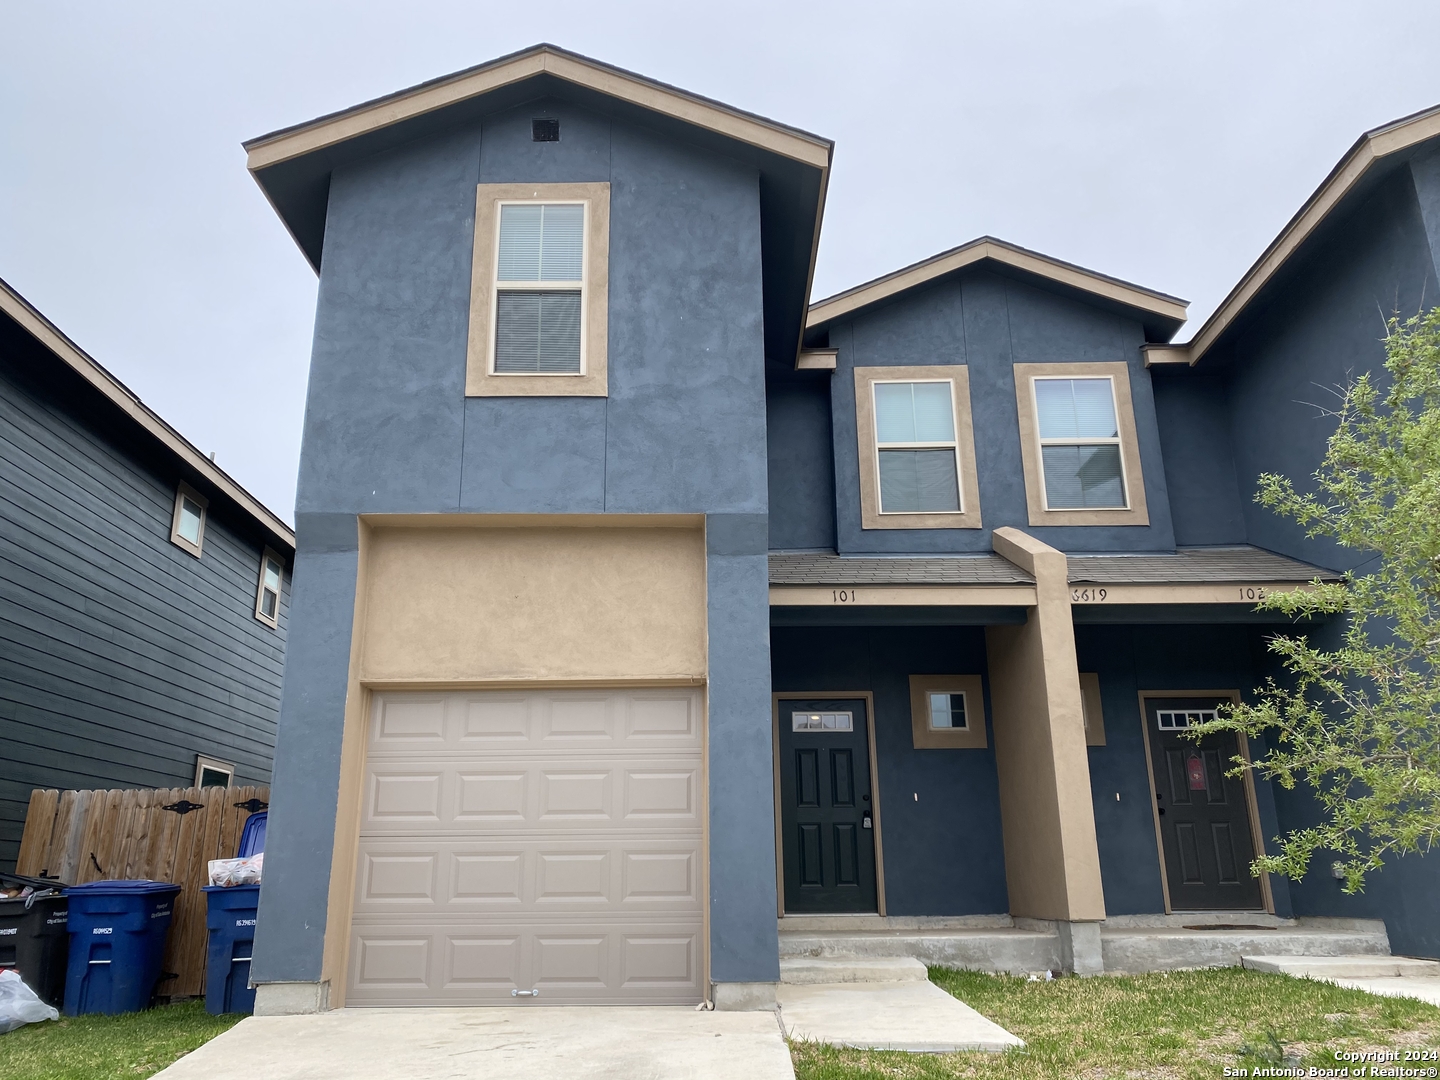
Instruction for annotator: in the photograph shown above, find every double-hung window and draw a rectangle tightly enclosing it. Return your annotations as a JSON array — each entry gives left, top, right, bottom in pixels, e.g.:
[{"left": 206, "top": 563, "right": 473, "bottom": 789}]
[
  {"left": 1013, "top": 361, "right": 1149, "bottom": 526},
  {"left": 255, "top": 547, "right": 285, "bottom": 629},
  {"left": 466, "top": 183, "right": 610, "bottom": 397},
  {"left": 170, "top": 482, "right": 207, "bottom": 558},
  {"left": 1033, "top": 376, "right": 1127, "bottom": 509},
  {"left": 874, "top": 381, "right": 961, "bottom": 514},
  {"left": 493, "top": 202, "right": 585, "bottom": 374},
  {"left": 854, "top": 365, "right": 981, "bottom": 529}
]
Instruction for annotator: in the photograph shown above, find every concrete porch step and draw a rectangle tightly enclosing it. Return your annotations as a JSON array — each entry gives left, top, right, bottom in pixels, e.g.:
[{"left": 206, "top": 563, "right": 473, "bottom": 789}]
[
  {"left": 779, "top": 927, "right": 1059, "bottom": 975},
  {"left": 1101, "top": 920, "right": 1390, "bottom": 973},
  {"left": 780, "top": 955, "right": 929, "bottom": 985},
  {"left": 1242, "top": 955, "right": 1440, "bottom": 979}
]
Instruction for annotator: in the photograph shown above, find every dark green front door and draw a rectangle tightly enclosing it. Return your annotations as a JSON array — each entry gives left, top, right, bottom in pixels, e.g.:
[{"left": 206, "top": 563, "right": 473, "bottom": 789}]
[
  {"left": 778, "top": 698, "right": 878, "bottom": 913},
  {"left": 1145, "top": 697, "right": 1265, "bottom": 911}
]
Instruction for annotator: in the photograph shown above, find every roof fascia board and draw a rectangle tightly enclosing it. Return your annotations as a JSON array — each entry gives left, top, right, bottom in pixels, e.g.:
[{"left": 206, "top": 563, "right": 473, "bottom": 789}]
[
  {"left": 245, "top": 47, "right": 832, "bottom": 174},
  {"left": 806, "top": 238, "right": 1187, "bottom": 331},
  {"left": 1179, "top": 104, "right": 1440, "bottom": 366},
  {"left": 0, "top": 281, "right": 295, "bottom": 550}
]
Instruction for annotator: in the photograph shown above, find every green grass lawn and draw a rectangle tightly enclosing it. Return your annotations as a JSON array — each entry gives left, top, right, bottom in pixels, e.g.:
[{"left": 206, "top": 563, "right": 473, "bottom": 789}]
[
  {"left": 792, "top": 967, "right": 1440, "bottom": 1080},
  {"left": 0, "top": 1001, "right": 243, "bottom": 1080}
]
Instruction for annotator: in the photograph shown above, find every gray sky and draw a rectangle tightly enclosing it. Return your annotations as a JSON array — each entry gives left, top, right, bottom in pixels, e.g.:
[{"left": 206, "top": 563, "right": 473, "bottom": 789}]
[{"left": 4, "top": 1, "right": 1439, "bottom": 524}]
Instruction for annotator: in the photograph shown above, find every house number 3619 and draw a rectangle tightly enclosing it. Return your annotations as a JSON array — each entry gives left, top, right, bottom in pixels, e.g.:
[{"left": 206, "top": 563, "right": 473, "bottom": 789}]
[{"left": 832, "top": 589, "right": 858, "bottom": 603}]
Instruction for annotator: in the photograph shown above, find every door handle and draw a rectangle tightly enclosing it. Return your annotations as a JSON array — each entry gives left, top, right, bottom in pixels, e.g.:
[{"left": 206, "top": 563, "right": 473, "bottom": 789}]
[
  {"left": 862, "top": 812, "right": 873, "bottom": 829},
  {"left": 511, "top": 989, "right": 540, "bottom": 998}
]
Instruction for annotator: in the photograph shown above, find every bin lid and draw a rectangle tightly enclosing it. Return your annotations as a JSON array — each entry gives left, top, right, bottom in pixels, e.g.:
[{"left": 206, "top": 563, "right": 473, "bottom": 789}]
[
  {"left": 237, "top": 811, "right": 267, "bottom": 857},
  {"left": 63, "top": 879, "right": 181, "bottom": 895}
]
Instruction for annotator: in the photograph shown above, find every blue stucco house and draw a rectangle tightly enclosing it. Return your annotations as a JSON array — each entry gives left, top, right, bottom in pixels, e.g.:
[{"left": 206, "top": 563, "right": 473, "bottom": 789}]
[
  {"left": 242, "top": 45, "right": 1440, "bottom": 1013},
  {"left": 0, "top": 278, "right": 294, "bottom": 871}
]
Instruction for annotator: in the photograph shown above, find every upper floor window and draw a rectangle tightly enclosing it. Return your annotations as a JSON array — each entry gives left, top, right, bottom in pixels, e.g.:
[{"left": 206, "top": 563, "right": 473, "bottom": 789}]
[
  {"left": 853, "top": 365, "right": 982, "bottom": 531},
  {"left": 255, "top": 547, "right": 285, "bottom": 629},
  {"left": 1033, "top": 377, "right": 1125, "bottom": 509},
  {"left": 494, "top": 202, "right": 585, "bottom": 374},
  {"left": 1013, "top": 361, "right": 1149, "bottom": 527},
  {"left": 170, "top": 482, "right": 208, "bottom": 558},
  {"left": 466, "top": 182, "right": 610, "bottom": 398}
]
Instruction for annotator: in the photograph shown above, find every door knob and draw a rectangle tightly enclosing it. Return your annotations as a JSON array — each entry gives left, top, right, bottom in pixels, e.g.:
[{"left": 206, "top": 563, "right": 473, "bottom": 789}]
[{"left": 862, "top": 812, "right": 873, "bottom": 829}]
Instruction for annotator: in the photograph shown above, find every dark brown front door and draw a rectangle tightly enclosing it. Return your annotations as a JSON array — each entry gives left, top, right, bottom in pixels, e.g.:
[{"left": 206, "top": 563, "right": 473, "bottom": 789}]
[
  {"left": 778, "top": 698, "right": 878, "bottom": 914},
  {"left": 1144, "top": 697, "right": 1265, "bottom": 911}
]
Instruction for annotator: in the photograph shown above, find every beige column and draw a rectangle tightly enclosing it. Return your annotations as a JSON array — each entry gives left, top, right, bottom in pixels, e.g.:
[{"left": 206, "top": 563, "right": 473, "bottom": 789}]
[{"left": 985, "top": 527, "right": 1105, "bottom": 927}]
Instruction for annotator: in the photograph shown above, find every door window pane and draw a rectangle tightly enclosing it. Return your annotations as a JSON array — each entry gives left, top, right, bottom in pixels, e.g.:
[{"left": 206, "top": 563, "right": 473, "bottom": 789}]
[
  {"left": 792, "top": 711, "right": 854, "bottom": 732},
  {"left": 878, "top": 449, "right": 960, "bottom": 513}
]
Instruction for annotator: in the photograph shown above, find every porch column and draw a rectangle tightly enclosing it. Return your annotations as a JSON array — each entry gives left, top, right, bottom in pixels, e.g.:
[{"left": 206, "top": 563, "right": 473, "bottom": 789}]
[{"left": 985, "top": 527, "right": 1106, "bottom": 973}]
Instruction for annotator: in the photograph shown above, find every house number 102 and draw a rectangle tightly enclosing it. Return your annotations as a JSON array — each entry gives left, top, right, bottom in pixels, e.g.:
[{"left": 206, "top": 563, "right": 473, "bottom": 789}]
[{"left": 832, "top": 589, "right": 858, "bottom": 603}]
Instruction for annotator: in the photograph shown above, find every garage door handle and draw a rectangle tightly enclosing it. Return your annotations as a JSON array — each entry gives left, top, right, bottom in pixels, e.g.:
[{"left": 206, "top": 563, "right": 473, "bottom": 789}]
[{"left": 511, "top": 989, "right": 540, "bottom": 998}]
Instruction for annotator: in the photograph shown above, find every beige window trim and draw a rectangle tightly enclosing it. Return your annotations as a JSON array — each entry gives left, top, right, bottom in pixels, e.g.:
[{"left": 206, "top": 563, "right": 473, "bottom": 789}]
[
  {"left": 465, "top": 182, "right": 610, "bottom": 397},
  {"left": 908, "top": 674, "right": 988, "bottom": 749},
  {"left": 855, "top": 365, "right": 981, "bottom": 530},
  {"left": 254, "top": 546, "right": 286, "bottom": 629},
  {"left": 1014, "top": 361, "right": 1149, "bottom": 526},
  {"left": 170, "top": 481, "right": 208, "bottom": 558},
  {"left": 194, "top": 754, "right": 235, "bottom": 788},
  {"left": 1080, "top": 672, "right": 1106, "bottom": 746}
]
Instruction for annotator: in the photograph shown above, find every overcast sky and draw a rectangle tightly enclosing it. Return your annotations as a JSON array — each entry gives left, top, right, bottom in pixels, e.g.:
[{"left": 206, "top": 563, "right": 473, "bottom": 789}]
[{"left": 4, "top": 2, "right": 1439, "bottom": 524}]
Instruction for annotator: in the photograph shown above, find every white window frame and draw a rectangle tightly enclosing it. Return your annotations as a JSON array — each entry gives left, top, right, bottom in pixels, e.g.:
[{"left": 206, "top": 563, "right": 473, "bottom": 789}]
[
  {"left": 254, "top": 547, "right": 285, "bottom": 629},
  {"left": 1030, "top": 375, "right": 1131, "bottom": 511},
  {"left": 194, "top": 755, "right": 235, "bottom": 788},
  {"left": 872, "top": 378, "right": 964, "bottom": 516},
  {"left": 489, "top": 198, "right": 589, "bottom": 378},
  {"left": 926, "top": 689, "right": 969, "bottom": 730},
  {"left": 170, "top": 482, "right": 208, "bottom": 558}
]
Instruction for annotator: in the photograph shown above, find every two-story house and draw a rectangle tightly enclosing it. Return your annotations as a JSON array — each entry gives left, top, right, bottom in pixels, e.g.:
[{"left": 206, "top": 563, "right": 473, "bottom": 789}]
[{"left": 243, "top": 45, "right": 1440, "bottom": 1014}]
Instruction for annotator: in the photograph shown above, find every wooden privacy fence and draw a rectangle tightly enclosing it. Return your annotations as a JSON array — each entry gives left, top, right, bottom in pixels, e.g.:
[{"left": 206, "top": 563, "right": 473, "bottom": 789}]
[{"left": 16, "top": 786, "right": 269, "bottom": 999}]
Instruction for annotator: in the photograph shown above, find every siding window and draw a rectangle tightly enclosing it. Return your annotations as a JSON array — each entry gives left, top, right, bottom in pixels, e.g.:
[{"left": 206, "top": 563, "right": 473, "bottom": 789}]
[
  {"left": 170, "top": 482, "right": 208, "bottom": 557},
  {"left": 874, "top": 381, "right": 961, "bottom": 513},
  {"left": 255, "top": 547, "right": 285, "bottom": 629},
  {"left": 494, "top": 203, "right": 585, "bottom": 374},
  {"left": 1033, "top": 377, "right": 1126, "bottom": 509},
  {"left": 466, "top": 182, "right": 610, "bottom": 397},
  {"left": 927, "top": 691, "right": 968, "bottom": 730},
  {"left": 195, "top": 755, "right": 234, "bottom": 788},
  {"left": 853, "top": 365, "right": 982, "bottom": 530},
  {"left": 1013, "top": 361, "right": 1149, "bottom": 526}
]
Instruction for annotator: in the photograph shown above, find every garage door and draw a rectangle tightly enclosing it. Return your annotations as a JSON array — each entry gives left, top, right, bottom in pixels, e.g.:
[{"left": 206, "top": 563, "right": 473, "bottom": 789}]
[{"left": 347, "top": 688, "right": 704, "bottom": 1006}]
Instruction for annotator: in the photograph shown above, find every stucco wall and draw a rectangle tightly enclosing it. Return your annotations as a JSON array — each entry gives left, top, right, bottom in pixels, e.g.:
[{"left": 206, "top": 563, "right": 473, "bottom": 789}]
[
  {"left": 770, "top": 624, "right": 1009, "bottom": 915},
  {"left": 821, "top": 270, "right": 1176, "bottom": 554},
  {"left": 254, "top": 96, "right": 778, "bottom": 990}
]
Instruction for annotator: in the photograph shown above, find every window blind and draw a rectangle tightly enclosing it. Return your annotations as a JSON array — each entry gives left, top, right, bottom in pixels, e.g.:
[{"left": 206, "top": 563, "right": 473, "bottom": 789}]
[
  {"left": 494, "top": 203, "right": 585, "bottom": 374},
  {"left": 1034, "top": 377, "right": 1126, "bottom": 508}
]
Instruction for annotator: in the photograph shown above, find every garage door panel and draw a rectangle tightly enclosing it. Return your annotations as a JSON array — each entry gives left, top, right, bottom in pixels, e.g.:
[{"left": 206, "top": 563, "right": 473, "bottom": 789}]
[{"left": 350, "top": 688, "right": 703, "bottom": 1006}]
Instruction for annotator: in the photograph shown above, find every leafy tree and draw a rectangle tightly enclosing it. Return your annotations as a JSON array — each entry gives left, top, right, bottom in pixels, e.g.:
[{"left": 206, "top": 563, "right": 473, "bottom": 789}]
[{"left": 1192, "top": 307, "right": 1440, "bottom": 892}]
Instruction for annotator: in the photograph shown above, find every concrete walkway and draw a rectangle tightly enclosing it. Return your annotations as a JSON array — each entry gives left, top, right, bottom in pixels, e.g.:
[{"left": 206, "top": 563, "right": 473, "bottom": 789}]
[
  {"left": 150, "top": 1006, "right": 796, "bottom": 1080},
  {"left": 1242, "top": 955, "right": 1440, "bottom": 1008},
  {"left": 778, "top": 980, "right": 1024, "bottom": 1053}
]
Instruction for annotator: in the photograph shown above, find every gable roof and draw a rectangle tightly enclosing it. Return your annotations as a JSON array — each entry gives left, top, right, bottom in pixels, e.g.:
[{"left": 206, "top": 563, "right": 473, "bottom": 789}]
[
  {"left": 805, "top": 236, "right": 1188, "bottom": 343},
  {"left": 0, "top": 277, "right": 294, "bottom": 552},
  {"left": 1142, "top": 102, "right": 1440, "bottom": 367},
  {"left": 244, "top": 43, "right": 833, "bottom": 366}
]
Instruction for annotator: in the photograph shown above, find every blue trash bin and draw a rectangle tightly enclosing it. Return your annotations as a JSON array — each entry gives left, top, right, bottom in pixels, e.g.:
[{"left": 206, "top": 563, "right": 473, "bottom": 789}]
[
  {"left": 62, "top": 880, "right": 181, "bottom": 1016},
  {"left": 202, "top": 885, "right": 259, "bottom": 1014},
  {"left": 203, "top": 810, "right": 266, "bottom": 1015}
]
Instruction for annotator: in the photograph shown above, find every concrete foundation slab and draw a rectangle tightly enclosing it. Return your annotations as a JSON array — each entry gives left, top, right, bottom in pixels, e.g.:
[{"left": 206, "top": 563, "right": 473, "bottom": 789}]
[
  {"left": 149, "top": 1006, "right": 796, "bottom": 1080},
  {"left": 776, "top": 980, "right": 1024, "bottom": 1053},
  {"left": 779, "top": 927, "right": 1059, "bottom": 974},
  {"left": 780, "top": 956, "right": 928, "bottom": 984}
]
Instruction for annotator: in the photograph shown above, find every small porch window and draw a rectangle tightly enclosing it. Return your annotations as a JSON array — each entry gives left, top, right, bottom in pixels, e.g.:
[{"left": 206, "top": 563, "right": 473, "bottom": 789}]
[{"left": 909, "top": 675, "right": 987, "bottom": 748}]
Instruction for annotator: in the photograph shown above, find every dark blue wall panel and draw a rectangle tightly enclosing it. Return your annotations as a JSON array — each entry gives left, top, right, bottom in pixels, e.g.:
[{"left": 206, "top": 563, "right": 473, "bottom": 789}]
[
  {"left": 0, "top": 337, "right": 287, "bottom": 873},
  {"left": 766, "top": 377, "right": 835, "bottom": 551},
  {"left": 771, "top": 624, "right": 1009, "bottom": 915},
  {"left": 1150, "top": 372, "right": 1247, "bottom": 546}
]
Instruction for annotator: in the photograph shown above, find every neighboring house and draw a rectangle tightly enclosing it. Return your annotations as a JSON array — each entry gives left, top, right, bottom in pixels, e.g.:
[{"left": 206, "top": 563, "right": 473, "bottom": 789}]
[
  {"left": 243, "top": 44, "right": 1440, "bottom": 1014},
  {"left": 0, "top": 279, "right": 295, "bottom": 871}
]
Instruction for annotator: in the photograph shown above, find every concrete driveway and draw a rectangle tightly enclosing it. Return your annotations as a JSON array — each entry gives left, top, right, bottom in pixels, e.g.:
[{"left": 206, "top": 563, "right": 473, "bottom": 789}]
[{"left": 152, "top": 1006, "right": 795, "bottom": 1080}]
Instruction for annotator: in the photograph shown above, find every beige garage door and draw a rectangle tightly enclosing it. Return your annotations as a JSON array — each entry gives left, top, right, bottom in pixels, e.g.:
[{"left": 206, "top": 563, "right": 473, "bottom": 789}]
[{"left": 347, "top": 688, "right": 704, "bottom": 1006}]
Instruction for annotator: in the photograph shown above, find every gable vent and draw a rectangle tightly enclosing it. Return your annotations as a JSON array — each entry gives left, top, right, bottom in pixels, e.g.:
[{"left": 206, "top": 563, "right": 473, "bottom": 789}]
[{"left": 532, "top": 118, "right": 559, "bottom": 142}]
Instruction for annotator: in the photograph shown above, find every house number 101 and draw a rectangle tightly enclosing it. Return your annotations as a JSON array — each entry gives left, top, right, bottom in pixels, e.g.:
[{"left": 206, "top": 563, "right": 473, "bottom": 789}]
[{"left": 832, "top": 589, "right": 859, "bottom": 603}]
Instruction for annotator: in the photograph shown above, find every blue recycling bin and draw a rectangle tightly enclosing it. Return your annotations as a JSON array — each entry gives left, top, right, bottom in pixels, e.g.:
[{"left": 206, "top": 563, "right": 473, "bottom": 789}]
[
  {"left": 203, "top": 810, "right": 266, "bottom": 1015},
  {"left": 62, "top": 880, "right": 181, "bottom": 1016},
  {"left": 202, "top": 885, "right": 259, "bottom": 1014}
]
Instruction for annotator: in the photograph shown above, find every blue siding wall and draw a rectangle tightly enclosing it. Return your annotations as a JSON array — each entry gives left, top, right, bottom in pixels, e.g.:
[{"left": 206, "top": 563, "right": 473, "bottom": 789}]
[
  {"left": 1150, "top": 373, "right": 1247, "bottom": 546},
  {"left": 255, "top": 97, "right": 778, "bottom": 986},
  {"left": 771, "top": 625, "right": 1009, "bottom": 915},
  {"left": 766, "top": 376, "right": 835, "bottom": 551},
  {"left": 0, "top": 339, "right": 287, "bottom": 872},
  {"left": 824, "top": 270, "right": 1176, "bottom": 555}
]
